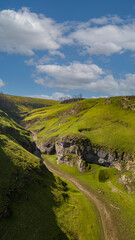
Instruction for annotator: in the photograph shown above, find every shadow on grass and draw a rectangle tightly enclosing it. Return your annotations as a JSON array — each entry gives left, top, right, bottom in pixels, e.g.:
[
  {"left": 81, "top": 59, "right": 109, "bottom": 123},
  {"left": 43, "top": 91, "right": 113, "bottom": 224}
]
[{"left": 0, "top": 149, "right": 69, "bottom": 240}]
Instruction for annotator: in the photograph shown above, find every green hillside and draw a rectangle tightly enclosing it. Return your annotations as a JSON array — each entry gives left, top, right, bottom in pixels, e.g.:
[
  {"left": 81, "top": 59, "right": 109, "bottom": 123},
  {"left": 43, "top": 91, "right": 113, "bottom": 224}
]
[
  {"left": 1, "top": 94, "right": 135, "bottom": 239},
  {"left": 0, "top": 94, "right": 59, "bottom": 121},
  {"left": 7, "top": 94, "right": 59, "bottom": 114},
  {"left": 0, "top": 106, "right": 101, "bottom": 239},
  {"left": 24, "top": 96, "right": 135, "bottom": 239},
  {"left": 24, "top": 96, "right": 135, "bottom": 154}
]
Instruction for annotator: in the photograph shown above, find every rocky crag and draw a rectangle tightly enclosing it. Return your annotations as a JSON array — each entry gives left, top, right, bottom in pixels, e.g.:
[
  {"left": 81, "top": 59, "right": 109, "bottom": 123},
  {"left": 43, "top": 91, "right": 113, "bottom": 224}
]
[{"left": 37, "top": 134, "right": 129, "bottom": 172}]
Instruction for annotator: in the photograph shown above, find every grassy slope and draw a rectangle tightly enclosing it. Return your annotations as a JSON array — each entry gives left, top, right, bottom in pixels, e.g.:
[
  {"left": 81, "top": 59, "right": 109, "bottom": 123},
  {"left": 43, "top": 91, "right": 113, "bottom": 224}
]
[
  {"left": 24, "top": 96, "right": 135, "bottom": 154},
  {"left": 0, "top": 110, "right": 101, "bottom": 240},
  {"left": 43, "top": 155, "right": 135, "bottom": 240},
  {"left": 0, "top": 94, "right": 59, "bottom": 121},
  {"left": 7, "top": 94, "right": 59, "bottom": 114},
  {"left": 24, "top": 96, "right": 135, "bottom": 239}
]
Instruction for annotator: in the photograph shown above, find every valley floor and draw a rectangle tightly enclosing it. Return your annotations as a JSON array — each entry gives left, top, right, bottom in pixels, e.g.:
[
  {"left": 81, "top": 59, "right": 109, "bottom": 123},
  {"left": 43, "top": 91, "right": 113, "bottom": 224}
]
[{"left": 43, "top": 156, "right": 119, "bottom": 240}]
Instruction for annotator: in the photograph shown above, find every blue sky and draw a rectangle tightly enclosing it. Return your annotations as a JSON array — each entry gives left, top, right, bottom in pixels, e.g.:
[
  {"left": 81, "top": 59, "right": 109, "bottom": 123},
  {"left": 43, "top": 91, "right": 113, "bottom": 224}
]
[{"left": 0, "top": 0, "right": 135, "bottom": 99}]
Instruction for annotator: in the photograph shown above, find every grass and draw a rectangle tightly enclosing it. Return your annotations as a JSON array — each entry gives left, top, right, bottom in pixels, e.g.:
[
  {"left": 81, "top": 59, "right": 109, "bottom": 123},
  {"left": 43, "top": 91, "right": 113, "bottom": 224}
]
[
  {"left": 7, "top": 94, "right": 59, "bottom": 116},
  {"left": 0, "top": 108, "right": 102, "bottom": 240},
  {"left": 24, "top": 96, "right": 135, "bottom": 154},
  {"left": 52, "top": 176, "right": 102, "bottom": 240},
  {"left": 43, "top": 154, "right": 135, "bottom": 240},
  {"left": 0, "top": 166, "right": 102, "bottom": 240},
  {"left": 0, "top": 94, "right": 59, "bottom": 121},
  {"left": 1, "top": 95, "right": 135, "bottom": 239},
  {"left": 23, "top": 96, "right": 135, "bottom": 239}
]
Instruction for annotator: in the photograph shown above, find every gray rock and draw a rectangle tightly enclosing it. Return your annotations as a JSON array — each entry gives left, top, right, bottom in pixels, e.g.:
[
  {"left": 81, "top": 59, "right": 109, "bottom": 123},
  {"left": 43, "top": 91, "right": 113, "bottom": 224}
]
[
  {"left": 55, "top": 135, "right": 117, "bottom": 170},
  {"left": 39, "top": 137, "right": 56, "bottom": 155},
  {"left": 39, "top": 134, "right": 131, "bottom": 172}
]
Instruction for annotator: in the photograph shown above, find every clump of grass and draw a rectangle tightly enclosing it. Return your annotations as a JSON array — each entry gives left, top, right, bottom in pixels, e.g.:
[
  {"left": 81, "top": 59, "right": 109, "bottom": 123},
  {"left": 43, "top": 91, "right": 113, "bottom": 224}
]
[{"left": 98, "top": 169, "right": 109, "bottom": 182}]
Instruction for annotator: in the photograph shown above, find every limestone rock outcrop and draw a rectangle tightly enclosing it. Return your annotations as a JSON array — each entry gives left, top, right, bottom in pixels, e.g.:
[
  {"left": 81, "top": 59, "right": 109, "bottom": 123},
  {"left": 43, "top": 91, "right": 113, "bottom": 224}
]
[
  {"left": 39, "top": 134, "right": 125, "bottom": 172},
  {"left": 55, "top": 135, "right": 117, "bottom": 171}
]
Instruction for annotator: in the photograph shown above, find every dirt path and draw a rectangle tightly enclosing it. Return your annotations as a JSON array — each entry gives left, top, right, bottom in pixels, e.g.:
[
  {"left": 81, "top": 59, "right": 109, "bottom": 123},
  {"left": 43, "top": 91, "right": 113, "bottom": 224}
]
[
  {"left": 31, "top": 131, "right": 118, "bottom": 240},
  {"left": 44, "top": 159, "right": 118, "bottom": 240}
]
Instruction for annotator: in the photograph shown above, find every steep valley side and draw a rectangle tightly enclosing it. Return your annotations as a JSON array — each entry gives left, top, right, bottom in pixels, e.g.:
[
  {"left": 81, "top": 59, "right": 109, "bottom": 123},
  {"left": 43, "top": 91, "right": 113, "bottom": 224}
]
[
  {"left": 0, "top": 108, "right": 102, "bottom": 240},
  {"left": 1, "top": 95, "right": 135, "bottom": 239}
]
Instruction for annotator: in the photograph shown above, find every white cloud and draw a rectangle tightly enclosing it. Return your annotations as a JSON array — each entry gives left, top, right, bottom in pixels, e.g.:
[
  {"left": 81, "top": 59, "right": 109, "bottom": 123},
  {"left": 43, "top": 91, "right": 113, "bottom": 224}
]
[
  {"left": 36, "top": 62, "right": 104, "bottom": 90},
  {"left": 25, "top": 55, "right": 53, "bottom": 66},
  {"left": 28, "top": 92, "right": 71, "bottom": 100},
  {"left": 70, "top": 21, "right": 135, "bottom": 55},
  {"left": 91, "top": 96, "right": 108, "bottom": 99},
  {"left": 49, "top": 50, "right": 65, "bottom": 58},
  {"left": 88, "top": 73, "right": 135, "bottom": 96},
  {"left": 1, "top": 9, "right": 135, "bottom": 57},
  {"left": 35, "top": 61, "right": 135, "bottom": 96},
  {"left": 90, "top": 15, "right": 123, "bottom": 25},
  {"left": 0, "top": 8, "right": 68, "bottom": 55},
  {"left": 0, "top": 79, "right": 5, "bottom": 87},
  {"left": 119, "top": 73, "right": 135, "bottom": 95},
  {"left": 25, "top": 58, "right": 36, "bottom": 66},
  {"left": 34, "top": 77, "right": 54, "bottom": 88}
]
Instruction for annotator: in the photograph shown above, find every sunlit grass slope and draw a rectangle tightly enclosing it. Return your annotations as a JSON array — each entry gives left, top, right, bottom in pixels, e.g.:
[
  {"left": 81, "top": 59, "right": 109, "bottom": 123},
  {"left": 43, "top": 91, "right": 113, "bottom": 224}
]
[
  {"left": 0, "top": 110, "right": 101, "bottom": 240},
  {"left": 24, "top": 96, "right": 135, "bottom": 154},
  {"left": 23, "top": 95, "right": 135, "bottom": 239},
  {"left": 43, "top": 154, "right": 135, "bottom": 240},
  {"left": 6, "top": 94, "right": 59, "bottom": 117},
  {"left": 0, "top": 93, "right": 59, "bottom": 121}
]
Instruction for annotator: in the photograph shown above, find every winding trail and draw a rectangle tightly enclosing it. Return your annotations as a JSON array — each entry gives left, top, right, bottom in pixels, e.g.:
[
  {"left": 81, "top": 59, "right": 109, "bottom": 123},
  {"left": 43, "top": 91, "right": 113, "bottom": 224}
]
[
  {"left": 44, "top": 158, "right": 118, "bottom": 240},
  {"left": 31, "top": 131, "right": 118, "bottom": 240}
]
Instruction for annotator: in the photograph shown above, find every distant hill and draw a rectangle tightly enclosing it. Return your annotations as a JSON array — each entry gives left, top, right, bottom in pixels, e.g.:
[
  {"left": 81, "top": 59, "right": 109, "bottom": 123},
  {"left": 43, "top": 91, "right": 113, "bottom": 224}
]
[{"left": 0, "top": 93, "right": 59, "bottom": 121}]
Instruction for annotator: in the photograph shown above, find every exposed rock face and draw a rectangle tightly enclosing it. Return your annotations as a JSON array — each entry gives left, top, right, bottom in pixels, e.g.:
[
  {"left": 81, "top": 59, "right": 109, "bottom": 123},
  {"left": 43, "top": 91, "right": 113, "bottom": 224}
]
[
  {"left": 55, "top": 135, "right": 117, "bottom": 169},
  {"left": 85, "top": 148, "right": 116, "bottom": 166},
  {"left": 39, "top": 137, "right": 56, "bottom": 155},
  {"left": 39, "top": 134, "right": 128, "bottom": 172}
]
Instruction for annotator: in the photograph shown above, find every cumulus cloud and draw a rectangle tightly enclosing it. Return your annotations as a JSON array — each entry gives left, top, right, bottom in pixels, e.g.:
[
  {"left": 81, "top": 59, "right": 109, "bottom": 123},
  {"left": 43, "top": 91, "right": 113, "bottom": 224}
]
[
  {"left": 25, "top": 55, "right": 53, "bottom": 66},
  {"left": 91, "top": 96, "right": 108, "bottom": 99},
  {"left": 1, "top": 8, "right": 135, "bottom": 57},
  {"left": 71, "top": 21, "right": 135, "bottom": 55},
  {"left": 49, "top": 50, "right": 65, "bottom": 58},
  {"left": 0, "top": 8, "right": 70, "bottom": 55},
  {"left": 35, "top": 61, "right": 135, "bottom": 96},
  {"left": 36, "top": 62, "right": 104, "bottom": 90},
  {"left": 25, "top": 58, "right": 36, "bottom": 66},
  {"left": 90, "top": 15, "right": 123, "bottom": 25},
  {"left": 28, "top": 92, "right": 71, "bottom": 100},
  {"left": 0, "top": 79, "right": 5, "bottom": 87},
  {"left": 119, "top": 73, "right": 135, "bottom": 95}
]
